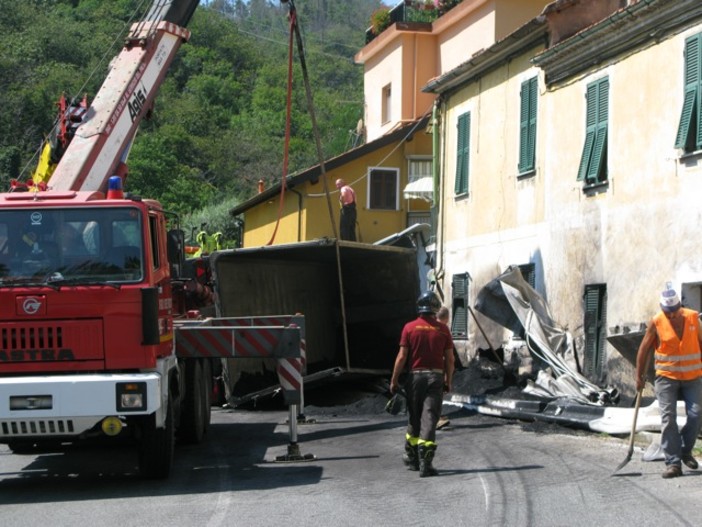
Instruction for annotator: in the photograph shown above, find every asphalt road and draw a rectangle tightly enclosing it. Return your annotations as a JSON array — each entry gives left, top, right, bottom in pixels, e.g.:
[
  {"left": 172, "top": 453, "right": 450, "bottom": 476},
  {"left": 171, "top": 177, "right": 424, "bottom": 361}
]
[{"left": 0, "top": 403, "right": 701, "bottom": 527}]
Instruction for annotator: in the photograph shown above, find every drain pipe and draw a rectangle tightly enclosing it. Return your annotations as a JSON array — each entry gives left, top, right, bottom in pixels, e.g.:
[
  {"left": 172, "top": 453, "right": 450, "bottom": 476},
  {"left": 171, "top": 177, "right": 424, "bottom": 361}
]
[
  {"left": 289, "top": 187, "right": 303, "bottom": 242},
  {"left": 432, "top": 97, "right": 446, "bottom": 296}
]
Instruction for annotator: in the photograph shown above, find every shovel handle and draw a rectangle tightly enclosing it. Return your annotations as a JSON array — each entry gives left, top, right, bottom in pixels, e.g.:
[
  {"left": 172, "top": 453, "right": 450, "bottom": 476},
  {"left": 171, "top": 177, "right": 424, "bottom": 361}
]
[{"left": 627, "top": 388, "right": 643, "bottom": 452}]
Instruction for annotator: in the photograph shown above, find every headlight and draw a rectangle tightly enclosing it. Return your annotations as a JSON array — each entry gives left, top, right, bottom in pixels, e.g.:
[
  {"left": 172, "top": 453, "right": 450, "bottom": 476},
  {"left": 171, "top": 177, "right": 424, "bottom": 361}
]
[{"left": 116, "top": 382, "right": 147, "bottom": 412}]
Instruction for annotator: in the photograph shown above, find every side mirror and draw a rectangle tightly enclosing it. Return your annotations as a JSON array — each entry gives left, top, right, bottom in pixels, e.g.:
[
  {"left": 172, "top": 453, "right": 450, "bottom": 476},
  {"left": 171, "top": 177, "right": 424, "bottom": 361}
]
[{"left": 167, "top": 228, "right": 185, "bottom": 278}]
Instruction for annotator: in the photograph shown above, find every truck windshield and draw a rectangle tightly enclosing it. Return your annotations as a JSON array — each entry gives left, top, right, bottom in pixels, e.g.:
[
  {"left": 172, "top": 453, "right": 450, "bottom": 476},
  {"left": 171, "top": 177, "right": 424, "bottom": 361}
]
[{"left": 0, "top": 207, "right": 144, "bottom": 284}]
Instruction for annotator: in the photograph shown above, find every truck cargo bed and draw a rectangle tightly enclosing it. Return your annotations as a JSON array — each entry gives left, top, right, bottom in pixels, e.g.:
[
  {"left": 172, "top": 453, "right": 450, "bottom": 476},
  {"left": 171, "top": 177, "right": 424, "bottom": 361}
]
[{"left": 210, "top": 239, "right": 421, "bottom": 397}]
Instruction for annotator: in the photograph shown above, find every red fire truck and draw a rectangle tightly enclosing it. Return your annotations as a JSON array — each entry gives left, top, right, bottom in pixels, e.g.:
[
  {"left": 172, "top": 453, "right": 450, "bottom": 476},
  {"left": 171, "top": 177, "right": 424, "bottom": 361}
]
[{"left": 0, "top": 0, "right": 304, "bottom": 478}]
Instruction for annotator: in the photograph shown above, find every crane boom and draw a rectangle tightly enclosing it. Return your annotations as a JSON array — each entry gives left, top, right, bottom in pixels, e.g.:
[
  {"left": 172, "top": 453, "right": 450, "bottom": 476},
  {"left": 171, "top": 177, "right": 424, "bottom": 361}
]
[{"left": 48, "top": 0, "right": 200, "bottom": 194}]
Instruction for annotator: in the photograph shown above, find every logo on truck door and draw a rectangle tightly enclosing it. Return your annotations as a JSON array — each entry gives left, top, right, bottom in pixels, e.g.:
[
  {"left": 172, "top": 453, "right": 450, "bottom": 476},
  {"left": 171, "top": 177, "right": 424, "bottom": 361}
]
[{"left": 22, "top": 297, "right": 42, "bottom": 315}]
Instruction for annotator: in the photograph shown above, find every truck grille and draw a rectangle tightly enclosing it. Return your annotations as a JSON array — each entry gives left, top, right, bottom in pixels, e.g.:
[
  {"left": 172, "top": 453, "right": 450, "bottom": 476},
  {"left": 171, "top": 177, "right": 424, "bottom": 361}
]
[
  {"left": 0, "top": 320, "right": 103, "bottom": 362},
  {"left": 1, "top": 419, "right": 75, "bottom": 437},
  {"left": 1, "top": 326, "right": 63, "bottom": 351}
]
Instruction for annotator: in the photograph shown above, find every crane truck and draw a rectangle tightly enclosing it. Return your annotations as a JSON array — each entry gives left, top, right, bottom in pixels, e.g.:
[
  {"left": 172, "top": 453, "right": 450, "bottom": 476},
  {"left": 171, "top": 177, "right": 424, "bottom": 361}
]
[{"left": 0, "top": 0, "right": 305, "bottom": 478}]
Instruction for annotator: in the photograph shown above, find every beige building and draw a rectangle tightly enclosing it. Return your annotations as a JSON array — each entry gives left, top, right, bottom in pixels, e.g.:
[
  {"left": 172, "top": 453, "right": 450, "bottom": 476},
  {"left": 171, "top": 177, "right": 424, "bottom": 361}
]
[
  {"left": 424, "top": 16, "right": 548, "bottom": 364},
  {"left": 426, "top": 0, "right": 702, "bottom": 395},
  {"left": 356, "top": 0, "right": 550, "bottom": 142}
]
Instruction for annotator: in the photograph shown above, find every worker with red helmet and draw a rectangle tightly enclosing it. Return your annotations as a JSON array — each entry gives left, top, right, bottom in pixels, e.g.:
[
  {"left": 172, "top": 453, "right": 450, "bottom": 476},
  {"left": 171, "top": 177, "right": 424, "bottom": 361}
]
[{"left": 390, "top": 290, "right": 455, "bottom": 477}]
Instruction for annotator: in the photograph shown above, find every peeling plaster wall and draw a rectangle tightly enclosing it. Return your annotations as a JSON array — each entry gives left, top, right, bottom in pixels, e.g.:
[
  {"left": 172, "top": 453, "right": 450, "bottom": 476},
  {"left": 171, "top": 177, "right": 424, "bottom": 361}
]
[
  {"left": 541, "top": 22, "right": 702, "bottom": 392},
  {"left": 438, "top": 9, "right": 702, "bottom": 395},
  {"left": 438, "top": 47, "right": 546, "bottom": 358}
]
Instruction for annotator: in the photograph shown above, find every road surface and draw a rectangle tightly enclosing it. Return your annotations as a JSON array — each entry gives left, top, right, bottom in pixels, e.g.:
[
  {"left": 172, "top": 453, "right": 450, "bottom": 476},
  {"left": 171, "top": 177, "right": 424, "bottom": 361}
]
[{"left": 0, "top": 403, "right": 700, "bottom": 526}]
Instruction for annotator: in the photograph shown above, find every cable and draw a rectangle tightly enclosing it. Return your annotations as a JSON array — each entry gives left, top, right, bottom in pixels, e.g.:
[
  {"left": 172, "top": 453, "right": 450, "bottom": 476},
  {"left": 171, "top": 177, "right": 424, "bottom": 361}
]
[
  {"left": 265, "top": 5, "right": 296, "bottom": 246},
  {"left": 305, "top": 109, "right": 434, "bottom": 200}
]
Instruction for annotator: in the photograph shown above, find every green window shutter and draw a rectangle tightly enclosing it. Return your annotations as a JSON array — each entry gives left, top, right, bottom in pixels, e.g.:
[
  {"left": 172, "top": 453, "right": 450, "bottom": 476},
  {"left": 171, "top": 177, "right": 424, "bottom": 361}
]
[
  {"left": 587, "top": 78, "right": 609, "bottom": 183},
  {"left": 693, "top": 36, "right": 702, "bottom": 149},
  {"left": 675, "top": 35, "right": 701, "bottom": 150},
  {"left": 527, "top": 77, "right": 538, "bottom": 170},
  {"left": 518, "top": 77, "right": 538, "bottom": 173},
  {"left": 583, "top": 284, "right": 607, "bottom": 380},
  {"left": 455, "top": 112, "right": 470, "bottom": 194},
  {"left": 451, "top": 273, "right": 469, "bottom": 338},
  {"left": 576, "top": 132, "right": 595, "bottom": 181},
  {"left": 577, "top": 83, "right": 598, "bottom": 181},
  {"left": 577, "top": 78, "right": 608, "bottom": 183}
]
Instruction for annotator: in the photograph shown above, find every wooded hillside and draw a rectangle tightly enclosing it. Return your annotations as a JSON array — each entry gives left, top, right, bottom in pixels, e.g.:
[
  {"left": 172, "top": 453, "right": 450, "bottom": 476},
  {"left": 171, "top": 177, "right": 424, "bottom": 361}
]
[{"left": 0, "top": 0, "right": 381, "bottom": 239}]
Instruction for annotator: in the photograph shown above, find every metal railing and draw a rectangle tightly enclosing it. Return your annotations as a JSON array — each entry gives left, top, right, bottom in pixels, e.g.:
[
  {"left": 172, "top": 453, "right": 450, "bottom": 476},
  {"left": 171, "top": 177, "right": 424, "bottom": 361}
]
[{"left": 365, "top": 3, "right": 440, "bottom": 44}]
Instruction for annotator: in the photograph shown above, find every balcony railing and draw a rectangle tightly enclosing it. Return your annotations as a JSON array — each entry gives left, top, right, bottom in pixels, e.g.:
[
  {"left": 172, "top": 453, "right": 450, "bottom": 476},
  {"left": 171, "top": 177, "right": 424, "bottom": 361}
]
[{"left": 366, "top": 3, "right": 440, "bottom": 44}]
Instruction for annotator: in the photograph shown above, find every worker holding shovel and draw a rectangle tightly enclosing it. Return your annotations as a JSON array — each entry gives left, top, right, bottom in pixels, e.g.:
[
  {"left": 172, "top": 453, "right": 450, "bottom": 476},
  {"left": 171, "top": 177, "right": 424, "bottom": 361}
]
[{"left": 635, "top": 283, "right": 702, "bottom": 479}]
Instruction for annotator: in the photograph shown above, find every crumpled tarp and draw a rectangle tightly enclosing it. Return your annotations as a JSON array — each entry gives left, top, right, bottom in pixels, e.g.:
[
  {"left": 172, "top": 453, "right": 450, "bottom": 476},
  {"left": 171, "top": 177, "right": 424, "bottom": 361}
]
[{"left": 475, "top": 266, "right": 618, "bottom": 406}]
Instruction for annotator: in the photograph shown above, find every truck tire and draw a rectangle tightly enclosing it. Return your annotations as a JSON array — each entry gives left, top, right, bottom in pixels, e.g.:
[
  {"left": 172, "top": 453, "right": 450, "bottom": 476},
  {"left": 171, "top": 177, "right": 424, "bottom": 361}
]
[
  {"left": 139, "top": 392, "right": 174, "bottom": 479},
  {"left": 178, "top": 360, "right": 206, "bottom": 444}
]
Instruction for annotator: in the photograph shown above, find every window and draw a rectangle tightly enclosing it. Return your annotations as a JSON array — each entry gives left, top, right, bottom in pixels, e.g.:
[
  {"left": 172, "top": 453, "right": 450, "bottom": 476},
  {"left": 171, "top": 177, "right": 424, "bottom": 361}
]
[
  {"left": 0, "top": 207, "right": 141, "bottom": 282},
  {"left": 518, "top": 76, "right": 538, "bottom": 174},
  {"left": 455, "top": 112, "right": 470, "bottom": 195},
  {"left": 451, "top": 273, "right": 469, "bottom": 339},
  {"left": 368, "top": 168, "right": 398, "bottom": 210},
  {"left": 583, "top": 284, "right": 607, "bottom": 381},
  {"left": 408, "top": 158, "right": 432, "bottom": 184},
  {"left": 675, "top": 33, "right": 702, "bottom": 152},
  {"left": 577, "top": 77, "right": 609, "bottom": 186},
  {"left": 382, "top": 84, "right": 392, "bottom": 124}
]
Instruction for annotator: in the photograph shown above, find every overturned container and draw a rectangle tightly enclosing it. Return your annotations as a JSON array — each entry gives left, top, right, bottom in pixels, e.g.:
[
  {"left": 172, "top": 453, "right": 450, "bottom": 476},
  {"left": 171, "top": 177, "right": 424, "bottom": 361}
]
[{"left": 209, "top": 238, "right": 421, "bottom": 402}]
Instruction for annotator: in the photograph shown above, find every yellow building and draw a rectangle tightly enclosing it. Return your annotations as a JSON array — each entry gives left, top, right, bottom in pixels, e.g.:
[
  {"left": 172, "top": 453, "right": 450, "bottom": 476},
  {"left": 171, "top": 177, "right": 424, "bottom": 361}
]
[
  {"left": 232, "top": 0, "right": 550, "bottom": 249},
  {"left": 230, "top": 118, "right": 432, "bottom": 247}
]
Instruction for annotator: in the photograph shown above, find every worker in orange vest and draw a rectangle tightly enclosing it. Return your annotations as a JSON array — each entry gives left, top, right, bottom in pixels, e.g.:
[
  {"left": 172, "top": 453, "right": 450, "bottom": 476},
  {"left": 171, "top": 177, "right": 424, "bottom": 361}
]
[{"left": 635, "top": 283, "right": 702, "bottom": 479}]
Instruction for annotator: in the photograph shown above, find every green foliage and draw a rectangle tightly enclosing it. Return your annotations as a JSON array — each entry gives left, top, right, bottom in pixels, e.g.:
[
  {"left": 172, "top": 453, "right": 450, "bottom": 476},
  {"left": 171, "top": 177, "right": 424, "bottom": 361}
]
[
  {"left": 181, "top": 196, "right": 244, "bottom": 249},
  {"left": 370, "top": 7, "right": 391, "bottom": 35},
  {"left": 0, "top": 0, "right": 379, "bottom": 217}
]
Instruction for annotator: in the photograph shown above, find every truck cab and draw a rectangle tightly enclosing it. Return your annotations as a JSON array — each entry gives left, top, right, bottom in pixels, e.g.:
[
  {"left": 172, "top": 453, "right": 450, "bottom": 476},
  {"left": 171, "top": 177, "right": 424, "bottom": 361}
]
[{"left": 0, "top": 189, "right": 190, "bottom": 477}]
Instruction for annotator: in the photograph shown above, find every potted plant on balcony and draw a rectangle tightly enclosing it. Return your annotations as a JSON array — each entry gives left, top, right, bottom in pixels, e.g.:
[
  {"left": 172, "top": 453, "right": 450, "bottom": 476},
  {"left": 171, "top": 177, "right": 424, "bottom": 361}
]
[
  {"left": 421, "top": 0, "right": 438, "bottom": 10},
  {"left": 437, "top": 0, "right": 462, "bottom": 15},
  {"left": 370, "top": 7, "right": 391, "bottom": 36}
]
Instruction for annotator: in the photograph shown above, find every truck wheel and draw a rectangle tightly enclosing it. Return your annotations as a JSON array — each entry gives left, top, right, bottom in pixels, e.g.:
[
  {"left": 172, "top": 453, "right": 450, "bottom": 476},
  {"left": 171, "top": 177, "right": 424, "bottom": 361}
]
[
  {"left": 139, "top": 392, "right": 174, "bottom": 479},
  {"left": 178, "top": 360, "right": 205, "bottom": 444}
]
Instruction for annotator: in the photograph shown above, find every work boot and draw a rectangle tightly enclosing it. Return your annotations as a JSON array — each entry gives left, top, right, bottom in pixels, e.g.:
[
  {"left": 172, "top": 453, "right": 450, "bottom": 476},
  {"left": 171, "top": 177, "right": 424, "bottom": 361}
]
[
  {"left": 662, "top": 464, "right": 682, "bottom": 479},
  {"left": 682, "top": 453, "right": 699, "bottom": 470},
  {"left": 403, "top": 441, "right": 419, "bottom": 471},
  {"left": 418, "top": 444, "right": 438, "bottom": 478},
  {"left": 436, "top": 416, "right": 450, "bottom": 430}
]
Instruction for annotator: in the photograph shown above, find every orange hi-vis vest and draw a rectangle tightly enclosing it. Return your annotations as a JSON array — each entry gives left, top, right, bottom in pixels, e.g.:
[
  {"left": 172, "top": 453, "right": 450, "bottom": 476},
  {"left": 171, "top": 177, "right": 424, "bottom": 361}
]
[{"left": 653, "top": 308, "right": 702, "bottom": 381}]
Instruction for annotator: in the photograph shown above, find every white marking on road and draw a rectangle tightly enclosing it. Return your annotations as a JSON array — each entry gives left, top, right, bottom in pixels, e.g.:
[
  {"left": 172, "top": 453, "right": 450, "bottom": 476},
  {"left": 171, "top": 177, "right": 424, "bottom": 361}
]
[{"left": 479, "top": 474, "right": 490, "bottom": 512}]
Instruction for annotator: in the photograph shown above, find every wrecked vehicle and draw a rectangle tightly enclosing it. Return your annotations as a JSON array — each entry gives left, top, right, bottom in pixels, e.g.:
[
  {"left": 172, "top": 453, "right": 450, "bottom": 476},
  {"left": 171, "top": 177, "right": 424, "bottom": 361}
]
[
  {"left": 210, "top": 237, "right": 423, "bottom": 403},
  {"left": 446, "top": 266, "right": 695, "bottom": 436}
]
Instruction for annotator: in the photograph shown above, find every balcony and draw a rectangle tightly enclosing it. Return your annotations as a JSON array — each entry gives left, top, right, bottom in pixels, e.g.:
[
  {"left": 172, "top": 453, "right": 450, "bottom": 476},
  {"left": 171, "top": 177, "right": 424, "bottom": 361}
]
[{"left": 366, "top": 1, "right": 463, "bottom": 44}]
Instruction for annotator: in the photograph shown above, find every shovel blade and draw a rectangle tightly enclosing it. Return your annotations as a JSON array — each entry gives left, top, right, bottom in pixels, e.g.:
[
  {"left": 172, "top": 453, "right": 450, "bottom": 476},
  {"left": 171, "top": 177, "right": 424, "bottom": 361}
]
[{"left": 612, "top": 451, "right": 633, "bottom": 475}]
